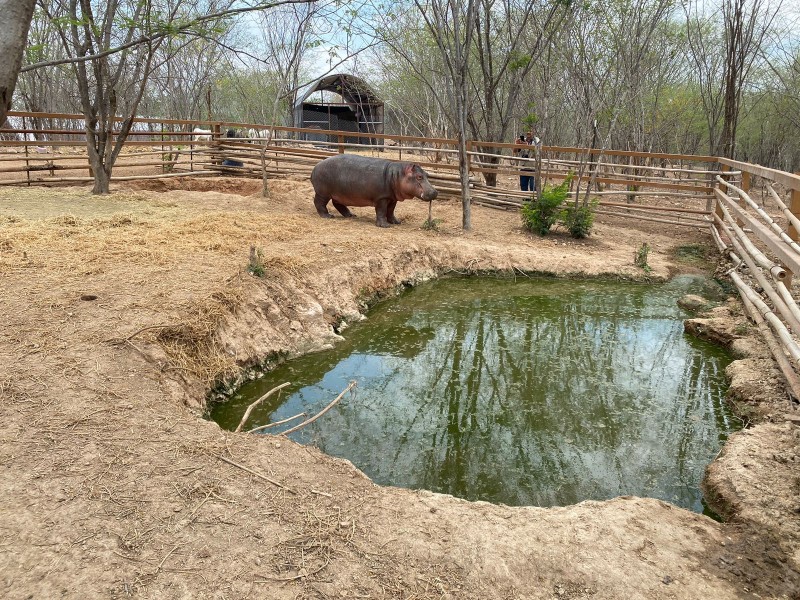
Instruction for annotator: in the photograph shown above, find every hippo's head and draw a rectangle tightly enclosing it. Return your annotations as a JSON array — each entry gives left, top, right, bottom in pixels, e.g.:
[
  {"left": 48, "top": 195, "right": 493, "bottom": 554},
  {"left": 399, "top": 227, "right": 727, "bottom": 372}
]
[{"left": 401, "top": 164, "right": 438, "bottom": 202}]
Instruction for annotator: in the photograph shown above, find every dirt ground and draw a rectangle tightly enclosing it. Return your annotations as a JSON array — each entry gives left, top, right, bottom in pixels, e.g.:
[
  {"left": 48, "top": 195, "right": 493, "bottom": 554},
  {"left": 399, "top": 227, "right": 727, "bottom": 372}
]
[{"left": 1, "top": 173, "right": 799, "bottom": 600}]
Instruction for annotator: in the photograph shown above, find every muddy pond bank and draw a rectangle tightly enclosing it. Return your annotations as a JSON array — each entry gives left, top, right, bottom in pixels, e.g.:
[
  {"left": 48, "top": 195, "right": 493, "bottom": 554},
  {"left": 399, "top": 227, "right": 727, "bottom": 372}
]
[{"left": 1, "top": 182, "right": 798, "bottom": 599}]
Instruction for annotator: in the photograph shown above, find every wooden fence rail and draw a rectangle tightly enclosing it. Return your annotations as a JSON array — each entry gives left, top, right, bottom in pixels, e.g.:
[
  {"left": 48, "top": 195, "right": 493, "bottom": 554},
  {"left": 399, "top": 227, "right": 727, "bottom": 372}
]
[{"left": 709, "top": 161, "right": 800, "bottom": 403}]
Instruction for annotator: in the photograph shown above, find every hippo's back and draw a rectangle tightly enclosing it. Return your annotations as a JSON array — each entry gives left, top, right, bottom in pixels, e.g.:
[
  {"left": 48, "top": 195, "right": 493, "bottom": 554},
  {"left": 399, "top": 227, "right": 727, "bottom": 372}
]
[{"left": 311, "top": 154, "right": 394, "bottom": 197}]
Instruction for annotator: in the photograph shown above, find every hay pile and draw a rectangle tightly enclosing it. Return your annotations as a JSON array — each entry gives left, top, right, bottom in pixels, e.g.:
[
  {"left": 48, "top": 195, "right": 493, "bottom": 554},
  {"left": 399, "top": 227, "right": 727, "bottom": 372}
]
[{"left": 0, "top": 186, "right": 330, "bottom": 386}]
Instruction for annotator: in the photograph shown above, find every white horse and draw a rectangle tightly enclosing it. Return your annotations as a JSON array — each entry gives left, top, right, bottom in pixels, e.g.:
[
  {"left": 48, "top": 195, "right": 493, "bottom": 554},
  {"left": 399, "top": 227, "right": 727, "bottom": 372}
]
[{"left": 192, "top": 127, "right": 212, "bottom": 141}]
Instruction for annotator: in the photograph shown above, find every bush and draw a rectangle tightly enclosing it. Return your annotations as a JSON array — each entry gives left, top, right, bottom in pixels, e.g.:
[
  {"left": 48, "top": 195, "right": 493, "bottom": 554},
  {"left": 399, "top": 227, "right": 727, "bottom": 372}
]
[
  {"left": 248, "top": 245, "right": 265, "bottom": 277},
  {"left": 562, "top": 200, "right": 597, "bottom": 239},
  {"left": 422, "top": 217, "right": 443, "bottom": 231},
  {"left": 521, "top": 178, "right": 571, "bottom": 235},
  {"left": 634, "top": 242, "right": 651, "bottom": 272}
]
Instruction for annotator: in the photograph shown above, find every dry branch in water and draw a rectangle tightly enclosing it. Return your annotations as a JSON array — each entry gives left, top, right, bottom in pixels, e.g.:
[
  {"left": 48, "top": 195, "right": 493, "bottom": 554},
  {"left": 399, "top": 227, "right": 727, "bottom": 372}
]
[
  {"left": 247, "top": 411, "right": 306, "bottom": 433},
  {"left": 281, "top": 380, "right": 357, "bottom": 436},
  {"left": 235, "top": 381, "right": 291, "bottom": 432}
]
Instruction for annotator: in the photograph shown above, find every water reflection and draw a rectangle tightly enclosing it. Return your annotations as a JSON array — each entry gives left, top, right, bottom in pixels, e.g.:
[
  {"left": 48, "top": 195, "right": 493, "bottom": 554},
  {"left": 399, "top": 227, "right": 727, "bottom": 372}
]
[{"left": 210, "top": 275, "right": 736, "bottom": 512}]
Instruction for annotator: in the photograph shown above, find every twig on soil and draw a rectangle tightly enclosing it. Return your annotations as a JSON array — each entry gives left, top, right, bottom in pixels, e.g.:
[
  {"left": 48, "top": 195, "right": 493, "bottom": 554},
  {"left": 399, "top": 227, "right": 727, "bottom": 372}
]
[
  {"left": 280, "top": 380, "right": 357, "bottom": 436},
  {"left": 247, "top": 411, "right": 306, "bottom": 433},
  {"left": 214, "top": 453, "right": 297, "bottom": 494},
  {"left": 155, "top": 545, "right": 179, "bottom": 575},
  {"left": 103, "top": 324, "right": 178, "bottom": 344},
  {"left": 512, "top": 265, "right": 531, "bottom": 278},
  {"left": 253, "top": 556, "right": 331, "bottom": 583},
  {"left": 310, "top": 489, "right": 332, "bottom": 498},
  {"left": 235, "top": 381, "right": 291, "bottom": 432}
]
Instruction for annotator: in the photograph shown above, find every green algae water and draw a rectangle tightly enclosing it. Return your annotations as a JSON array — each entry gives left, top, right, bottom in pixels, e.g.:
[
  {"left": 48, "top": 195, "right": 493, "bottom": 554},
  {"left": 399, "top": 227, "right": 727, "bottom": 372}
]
[{"left": 210, "top": 275, "right": 737, "bottom": 512}]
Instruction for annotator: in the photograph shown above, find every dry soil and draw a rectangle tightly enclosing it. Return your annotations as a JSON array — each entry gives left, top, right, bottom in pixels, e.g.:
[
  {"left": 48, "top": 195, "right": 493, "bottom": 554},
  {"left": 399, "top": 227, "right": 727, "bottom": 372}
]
[{"left": 1, "top": 175, "right": 799, "bottom": 600}]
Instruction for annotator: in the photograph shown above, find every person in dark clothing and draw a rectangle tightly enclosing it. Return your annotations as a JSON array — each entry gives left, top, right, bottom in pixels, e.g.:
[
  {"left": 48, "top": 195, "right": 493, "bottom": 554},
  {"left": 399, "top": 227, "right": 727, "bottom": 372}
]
[{"left": 514, "top": 130, "right": 540, "bottom": 192}]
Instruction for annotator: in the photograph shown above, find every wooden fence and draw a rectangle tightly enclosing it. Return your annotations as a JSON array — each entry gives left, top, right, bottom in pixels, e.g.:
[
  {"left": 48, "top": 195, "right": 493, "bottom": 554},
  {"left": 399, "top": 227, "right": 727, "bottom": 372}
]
[
  {"left": 707, "top": 157, "right": 800, "bottom": 402},
  {"left": 0, "top": 110, "right": 729, "bottom": 229},
  {"left": 4, "top": 111, "right": 800, "bottom": 400}
]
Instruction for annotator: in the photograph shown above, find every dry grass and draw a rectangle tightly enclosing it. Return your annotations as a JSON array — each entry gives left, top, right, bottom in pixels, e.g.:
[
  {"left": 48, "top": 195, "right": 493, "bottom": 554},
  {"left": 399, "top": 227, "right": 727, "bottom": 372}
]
[{"left": 0, "top": 186, "right": 324, "bottom": 386}]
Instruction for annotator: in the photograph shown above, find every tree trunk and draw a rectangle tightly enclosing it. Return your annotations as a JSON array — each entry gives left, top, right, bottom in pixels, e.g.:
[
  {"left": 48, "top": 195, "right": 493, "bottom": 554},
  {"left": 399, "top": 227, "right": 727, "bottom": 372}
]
[
  {"left": 88, "top": 151, "right": 111, "bottom": 194},
  {"left": 0, "top": 0, "right": 37, "bottom": 126},
  {"left": 456, "top": 79, "right": 471, "bottom": 230},
  {"left": 477, "top": 147, "right": 499, "bottom": 187}
]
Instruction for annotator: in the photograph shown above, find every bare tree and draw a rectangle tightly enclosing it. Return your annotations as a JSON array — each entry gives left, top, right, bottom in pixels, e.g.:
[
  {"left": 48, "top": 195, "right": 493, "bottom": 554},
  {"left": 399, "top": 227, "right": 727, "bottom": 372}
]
[
  {"left": 0, "top": 0, "right": 37, "bottom": 126},
  {"left": 719, "top": 0, "right": 782, "bottom": 157},
  {"left": 467, "top": 0, "right": 571, "bottom": 186},
  {"left": 29, "top": 0, "right": 319, "bottom": 194},
  {"left": 414, "top": 0, "right": 478, "bottom": 230},
  {"left": 42, "top": 0, "right": 181, "bottom": 193},
  {"left": 685, "top": 0, "right": 781, "bottom": 157}
]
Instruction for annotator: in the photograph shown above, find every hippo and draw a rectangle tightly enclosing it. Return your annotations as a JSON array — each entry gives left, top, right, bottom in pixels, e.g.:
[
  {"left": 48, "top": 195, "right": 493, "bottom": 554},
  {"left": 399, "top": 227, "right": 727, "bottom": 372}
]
[{"left": 311, "top": 154, "right": 438, "bottom": 227}]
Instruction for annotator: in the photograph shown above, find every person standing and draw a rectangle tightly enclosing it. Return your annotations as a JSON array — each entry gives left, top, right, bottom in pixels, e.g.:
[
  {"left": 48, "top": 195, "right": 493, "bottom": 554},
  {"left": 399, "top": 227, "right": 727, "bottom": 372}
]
[{"left": 515, "top": 130, "right": 541, "bottom": 193}]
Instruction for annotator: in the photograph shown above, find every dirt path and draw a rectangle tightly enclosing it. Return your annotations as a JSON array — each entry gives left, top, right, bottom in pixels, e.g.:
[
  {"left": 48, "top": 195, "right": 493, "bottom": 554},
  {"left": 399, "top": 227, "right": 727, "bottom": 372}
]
[{"left": 1, "top": 179, "right": 798, "bottom": 599}]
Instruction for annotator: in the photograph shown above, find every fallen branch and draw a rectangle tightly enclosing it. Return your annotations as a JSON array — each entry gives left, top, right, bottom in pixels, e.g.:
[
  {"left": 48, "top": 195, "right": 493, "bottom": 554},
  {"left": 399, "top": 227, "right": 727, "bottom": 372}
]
[
  {"left": 254, "top": 556, "right": 331, "bottom": 583},
  {"left": 214, "top": 454, "right": 296, "bottom": 494},
  {"left": 281, "top": 380, "right": 357, "bottom": 436},
  {"left": 248, "top": 411, "right": 306, "bottom": 433},
  {"left": 235, "top": 382, "right": 291, "bottom": 432},
  {"left": 102, "top": 323, "right": 178, "bottom": 344}
]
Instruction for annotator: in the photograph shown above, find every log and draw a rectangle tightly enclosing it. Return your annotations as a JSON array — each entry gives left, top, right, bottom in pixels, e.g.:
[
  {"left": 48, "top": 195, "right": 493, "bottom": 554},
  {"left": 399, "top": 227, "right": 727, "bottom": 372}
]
[
  {"left": 723, "top": 221, "right": 800, "bottom": 335},
  {"left": 715, "top": 189, "right": 800, "bottom": 276},
  {"left": 717, "top": 176, "right": 800, "bottom": 255},
  {"left": 714, "top": 200, "right": 785, "bottom": 277},
  {"left": 768, "top": 185, "right": 800, "bottom": 237}
]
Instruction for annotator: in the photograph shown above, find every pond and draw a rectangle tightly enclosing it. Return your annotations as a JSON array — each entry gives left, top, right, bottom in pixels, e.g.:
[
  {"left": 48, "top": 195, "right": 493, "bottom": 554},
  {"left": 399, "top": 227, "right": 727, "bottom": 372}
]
[{"left": 210, "top": 275, "right": 738, "bottom": 513}]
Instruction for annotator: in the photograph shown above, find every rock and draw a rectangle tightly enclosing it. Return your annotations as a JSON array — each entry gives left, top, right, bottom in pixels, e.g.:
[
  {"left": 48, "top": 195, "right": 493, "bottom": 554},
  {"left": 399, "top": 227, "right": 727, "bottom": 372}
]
[{"left": 678, "top": 294, "right": 709, "bottom": 312}]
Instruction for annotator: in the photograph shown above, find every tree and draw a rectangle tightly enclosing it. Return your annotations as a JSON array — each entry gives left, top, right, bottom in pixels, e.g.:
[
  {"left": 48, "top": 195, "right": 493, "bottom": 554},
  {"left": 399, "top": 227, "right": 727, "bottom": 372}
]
[
  {"left": 413, "top": 0, "right": 479, "bottom": 230},
  {"left": 684, "top": 0, "right": 782, "bottom": 157},
  {"left": 27, "top": 0, "right": 318, "bottom": 194},
  {"left": 467, "top": 0, "right": 571, "bottom": 186},
  {"left": 718, "top": 0, "right": 782, "bottom": 158},
  {"left": 0, "top": 0, "right": 37, "bottom": 127}
]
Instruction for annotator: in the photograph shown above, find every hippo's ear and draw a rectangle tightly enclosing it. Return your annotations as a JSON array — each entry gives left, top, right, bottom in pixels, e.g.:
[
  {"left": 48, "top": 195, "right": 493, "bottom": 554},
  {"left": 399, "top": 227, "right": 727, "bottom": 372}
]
[{"left": 402, "top": 164, "right": 415, "bottom": 176}]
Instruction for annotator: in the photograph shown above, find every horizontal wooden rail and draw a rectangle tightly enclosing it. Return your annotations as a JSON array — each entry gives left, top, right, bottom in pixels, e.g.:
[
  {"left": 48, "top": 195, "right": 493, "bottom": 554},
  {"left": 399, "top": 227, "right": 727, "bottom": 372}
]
[
  {"left": 6, "top": 110, "right": 721, "bottom": 164},
  {"left": 714, "top": 188, "right": 800, "bottom": 275},
  {"left": 718, "top": 157, "right": 800, "bottom": 192}
]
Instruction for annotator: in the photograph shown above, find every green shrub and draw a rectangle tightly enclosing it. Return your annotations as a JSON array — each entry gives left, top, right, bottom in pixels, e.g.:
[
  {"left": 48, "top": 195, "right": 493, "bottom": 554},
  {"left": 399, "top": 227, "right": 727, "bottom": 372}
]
[
  {"left": 248, "top": 245, "right": 265, "bottom": 277},
  {"left": 634, "top": 242, "right": 651, "bottom": 272},
  {"left": 562, "top": 200, "right": 597, "bottom": 238},
  {"left": 521, "top": 178, "right": 571, "bottom": 235},
  {"left": 422, "top": 218, "right": 443, "bottom": 231}
]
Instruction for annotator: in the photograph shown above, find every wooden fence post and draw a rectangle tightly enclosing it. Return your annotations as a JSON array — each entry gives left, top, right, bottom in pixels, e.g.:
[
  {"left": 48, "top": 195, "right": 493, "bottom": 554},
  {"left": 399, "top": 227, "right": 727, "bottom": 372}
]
[
  {"left": 783, "top": 185, "right": 800, "bottom": 286},
  {"left": 338, "top": 134, "right": 344, "bottom": 154},
  {"left": 22, "top": 116, "right": 31, "bottom": 187},
  {"left": 742, "top": 170, "right": 751, "bottom": 194},
  {"left": 788, "top": 187, "right": 800, "bottom": 243},
  {"left": 712, "top": 163, "right": 729, "bottom": 223}
]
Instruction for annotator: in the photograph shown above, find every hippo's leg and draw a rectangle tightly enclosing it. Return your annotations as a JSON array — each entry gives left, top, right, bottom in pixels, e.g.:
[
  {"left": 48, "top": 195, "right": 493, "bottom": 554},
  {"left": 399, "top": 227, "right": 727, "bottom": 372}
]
[
  {"left": 374, "top": 198, "right": 391, "bottom": 228},
  {"left": 332, "top": 200, "right": 356, "bottom": 218},
  {"left": 313, "top": 193, "right": 333, "bottom": 218},
  {"left": 387, "top": 200, "right": 401, "bottom": 225}
]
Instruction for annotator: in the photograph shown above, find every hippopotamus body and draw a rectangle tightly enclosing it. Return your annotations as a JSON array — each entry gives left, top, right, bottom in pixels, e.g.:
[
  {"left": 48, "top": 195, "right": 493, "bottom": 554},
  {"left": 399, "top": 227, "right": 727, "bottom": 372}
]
[{"left": 311, "top": 154, "right": 438, "bottom": 227}]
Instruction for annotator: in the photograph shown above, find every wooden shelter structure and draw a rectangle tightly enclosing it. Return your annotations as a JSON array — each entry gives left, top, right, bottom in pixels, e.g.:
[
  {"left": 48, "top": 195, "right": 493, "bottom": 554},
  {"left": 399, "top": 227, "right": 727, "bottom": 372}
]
[{"left": 293, "top": 74, "right": 384, "bottom": 146}]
